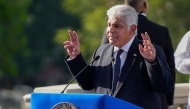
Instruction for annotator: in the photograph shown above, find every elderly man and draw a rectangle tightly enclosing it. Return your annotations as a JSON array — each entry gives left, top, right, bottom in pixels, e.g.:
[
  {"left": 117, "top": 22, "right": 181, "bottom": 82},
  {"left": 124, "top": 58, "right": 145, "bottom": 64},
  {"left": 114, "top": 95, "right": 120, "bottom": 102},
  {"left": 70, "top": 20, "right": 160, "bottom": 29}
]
[
  {"left": 101, "top": 1, "right": 176, "bottom": 109},
  {"left": 63, "top": 5, "right": 173, "bottom": 109}
]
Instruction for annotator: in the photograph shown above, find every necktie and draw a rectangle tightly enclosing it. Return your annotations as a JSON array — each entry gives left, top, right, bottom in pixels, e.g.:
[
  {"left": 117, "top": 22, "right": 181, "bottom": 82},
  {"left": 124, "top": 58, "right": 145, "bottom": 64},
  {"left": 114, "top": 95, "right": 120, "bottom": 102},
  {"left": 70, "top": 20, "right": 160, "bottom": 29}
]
[{"left": 112, "top": 49, "right": 124, "bottom": 94}]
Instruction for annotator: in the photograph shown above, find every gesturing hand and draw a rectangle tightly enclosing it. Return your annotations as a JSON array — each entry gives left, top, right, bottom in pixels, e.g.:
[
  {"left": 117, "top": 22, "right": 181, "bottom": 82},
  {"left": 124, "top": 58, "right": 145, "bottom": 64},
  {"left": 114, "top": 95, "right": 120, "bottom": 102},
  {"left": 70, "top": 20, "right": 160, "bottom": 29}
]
[
  {"left": 63, "top": 30, "right": 80, "bottom": 59},
  {"left": 138, "top": 32, "right": 156, "bottom": 62}
]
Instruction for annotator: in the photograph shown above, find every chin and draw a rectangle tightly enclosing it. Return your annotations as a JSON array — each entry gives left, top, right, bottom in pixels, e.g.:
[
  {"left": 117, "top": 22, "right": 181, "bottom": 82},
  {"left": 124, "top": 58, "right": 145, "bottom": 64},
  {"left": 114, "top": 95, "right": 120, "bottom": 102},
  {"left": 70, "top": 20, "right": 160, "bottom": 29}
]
[
  {"left": 109, "top": 41, "right": 114, "bottom": 44},
  {"left": 109, "top": 42, "right": 117, "bottom": 46}
]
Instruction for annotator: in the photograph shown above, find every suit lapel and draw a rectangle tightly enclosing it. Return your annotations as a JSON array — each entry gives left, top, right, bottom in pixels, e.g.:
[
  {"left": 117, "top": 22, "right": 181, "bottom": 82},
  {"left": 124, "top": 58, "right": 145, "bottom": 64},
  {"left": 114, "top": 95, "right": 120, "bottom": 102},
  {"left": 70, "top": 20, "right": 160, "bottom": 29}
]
[
  {"left": 103, "top": 45, "right": 114, "bottom": 64},
  {"left": 102, "top": 45, "right": 114, "bottom": 94},
  {"left": 114, "top": 37, "right": 141, "bottom": 96}
]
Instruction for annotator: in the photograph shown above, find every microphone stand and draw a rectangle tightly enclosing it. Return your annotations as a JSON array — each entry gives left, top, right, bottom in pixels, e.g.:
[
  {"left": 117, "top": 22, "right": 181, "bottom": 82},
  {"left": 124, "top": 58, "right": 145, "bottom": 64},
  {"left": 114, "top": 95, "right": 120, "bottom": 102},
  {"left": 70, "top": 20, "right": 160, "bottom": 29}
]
[{"left": 61, "top": 55, "right": 100, "bottom": 93}]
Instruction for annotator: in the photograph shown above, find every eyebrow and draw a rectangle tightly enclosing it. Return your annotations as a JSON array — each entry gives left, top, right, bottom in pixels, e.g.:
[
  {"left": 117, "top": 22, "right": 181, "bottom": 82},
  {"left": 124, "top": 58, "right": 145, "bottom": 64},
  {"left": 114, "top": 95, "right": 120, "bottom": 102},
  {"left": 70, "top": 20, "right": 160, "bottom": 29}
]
[{"left": 108, "top": 22, "right": 122, "bottom": 25}]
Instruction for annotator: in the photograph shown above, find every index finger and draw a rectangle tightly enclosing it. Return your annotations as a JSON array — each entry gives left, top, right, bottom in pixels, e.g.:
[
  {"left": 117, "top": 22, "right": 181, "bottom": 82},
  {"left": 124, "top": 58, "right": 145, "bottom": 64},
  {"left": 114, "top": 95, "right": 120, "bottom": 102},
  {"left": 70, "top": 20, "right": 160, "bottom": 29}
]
[
  {"left": 68, "top": 30, "right": 74, "bottom": 42},
  {"left": 68, "top": 30, "right": 79, "bottom": 43}
]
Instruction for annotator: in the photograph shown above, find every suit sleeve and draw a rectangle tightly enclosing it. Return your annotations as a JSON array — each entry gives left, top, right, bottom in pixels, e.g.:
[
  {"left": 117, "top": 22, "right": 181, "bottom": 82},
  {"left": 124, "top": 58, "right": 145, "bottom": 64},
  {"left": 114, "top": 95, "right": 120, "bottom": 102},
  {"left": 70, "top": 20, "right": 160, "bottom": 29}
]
[
  {"left": 164, "top": 28, "right": 176, "bottom": 105},
  {"left": 65, "top": 53, "right": 94, "bottom": 90},
  {"left": 64, "top": 47, "right": 100, "bottom": 91},
  {"left": 145, "top": 46, "right": 174, "bottom": 94}
]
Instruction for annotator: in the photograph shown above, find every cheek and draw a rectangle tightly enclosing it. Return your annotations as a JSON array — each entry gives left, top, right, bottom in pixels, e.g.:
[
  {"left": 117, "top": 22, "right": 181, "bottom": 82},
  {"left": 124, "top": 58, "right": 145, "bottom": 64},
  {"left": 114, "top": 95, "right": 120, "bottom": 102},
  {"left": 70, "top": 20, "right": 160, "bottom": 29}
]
[{"left": 118, "top": 32, "right": 127, "bottom": 40}]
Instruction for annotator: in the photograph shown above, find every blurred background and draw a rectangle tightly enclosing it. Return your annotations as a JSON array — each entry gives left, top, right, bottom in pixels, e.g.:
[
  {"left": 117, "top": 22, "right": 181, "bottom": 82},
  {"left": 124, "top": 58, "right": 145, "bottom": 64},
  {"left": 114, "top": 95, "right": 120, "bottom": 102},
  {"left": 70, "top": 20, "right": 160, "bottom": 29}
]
[{"left": 0, "top": 0, "right": 190, "bottom": 108}]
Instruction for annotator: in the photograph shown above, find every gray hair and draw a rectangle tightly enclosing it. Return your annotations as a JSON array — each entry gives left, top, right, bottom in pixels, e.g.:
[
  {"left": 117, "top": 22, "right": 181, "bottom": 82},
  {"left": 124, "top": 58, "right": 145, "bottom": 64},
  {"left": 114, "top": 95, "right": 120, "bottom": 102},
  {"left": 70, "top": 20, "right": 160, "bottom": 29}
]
[{"left": 107, "top": 5, "right": 138, "bottom": 35}]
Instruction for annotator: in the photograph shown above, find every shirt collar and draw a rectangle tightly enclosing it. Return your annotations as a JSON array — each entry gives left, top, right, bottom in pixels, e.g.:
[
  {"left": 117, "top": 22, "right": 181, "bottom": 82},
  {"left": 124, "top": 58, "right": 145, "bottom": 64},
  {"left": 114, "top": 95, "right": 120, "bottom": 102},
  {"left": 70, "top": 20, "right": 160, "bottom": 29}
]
[
  {"left": 114, "top": 35, "right": 135, "bottom": 53},
  {"left": 138, "top": 13, "right": 146, "bottom": 16}
]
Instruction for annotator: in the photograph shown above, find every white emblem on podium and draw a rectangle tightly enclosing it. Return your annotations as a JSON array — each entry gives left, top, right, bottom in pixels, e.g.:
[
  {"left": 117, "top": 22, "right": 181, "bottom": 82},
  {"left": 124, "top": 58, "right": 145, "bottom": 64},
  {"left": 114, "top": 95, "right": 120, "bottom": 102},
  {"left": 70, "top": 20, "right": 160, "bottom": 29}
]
[{"left": 52, "top": 102, "right": 78, "bottom": 109}]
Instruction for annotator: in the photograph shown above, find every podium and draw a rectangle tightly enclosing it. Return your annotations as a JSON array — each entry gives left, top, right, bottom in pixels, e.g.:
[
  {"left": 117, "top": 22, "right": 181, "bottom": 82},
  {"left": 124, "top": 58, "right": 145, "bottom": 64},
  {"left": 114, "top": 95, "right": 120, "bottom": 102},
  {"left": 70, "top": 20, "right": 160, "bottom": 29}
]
[{"left": 31, "top": 93, "right": 143, "bottom": 109}]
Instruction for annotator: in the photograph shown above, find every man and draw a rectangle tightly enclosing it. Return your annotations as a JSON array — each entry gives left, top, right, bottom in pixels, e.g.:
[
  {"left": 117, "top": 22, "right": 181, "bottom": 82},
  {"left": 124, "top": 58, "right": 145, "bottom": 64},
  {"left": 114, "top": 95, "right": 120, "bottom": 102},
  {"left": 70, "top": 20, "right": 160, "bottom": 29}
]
[
  {"left": 64, "top": 5, "right": 173, "bottom": 109},
  {"left": 101, "top": 0, "right": 176, "bottom": 109}
]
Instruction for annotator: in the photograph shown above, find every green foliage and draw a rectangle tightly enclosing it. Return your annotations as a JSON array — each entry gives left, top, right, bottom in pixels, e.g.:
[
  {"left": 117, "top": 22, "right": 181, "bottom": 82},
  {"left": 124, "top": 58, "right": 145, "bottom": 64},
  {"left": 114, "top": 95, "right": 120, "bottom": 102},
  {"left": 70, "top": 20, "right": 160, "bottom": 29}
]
[
  {"left": 57, "top": 0, "right": 123, "bottom": 61},
  {"left": 148, "top": 0, "right": 190, "bottom": 83},
  {"left": 54, "top": 27, "right": 74, "bottom": 44},
  {"left": 0, "top": 0, "right": 30, "bottom": 77},
  {"left": 21, "top": 0, "right": 82, "bottom": 87}
]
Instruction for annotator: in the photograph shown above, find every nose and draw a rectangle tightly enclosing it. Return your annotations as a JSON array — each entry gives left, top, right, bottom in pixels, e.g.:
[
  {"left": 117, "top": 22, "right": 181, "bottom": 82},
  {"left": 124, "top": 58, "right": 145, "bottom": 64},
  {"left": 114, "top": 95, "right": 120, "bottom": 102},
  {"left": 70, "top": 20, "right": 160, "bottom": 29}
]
[{"left": 108, "top": 25, "right": 114, "bottom": 33}]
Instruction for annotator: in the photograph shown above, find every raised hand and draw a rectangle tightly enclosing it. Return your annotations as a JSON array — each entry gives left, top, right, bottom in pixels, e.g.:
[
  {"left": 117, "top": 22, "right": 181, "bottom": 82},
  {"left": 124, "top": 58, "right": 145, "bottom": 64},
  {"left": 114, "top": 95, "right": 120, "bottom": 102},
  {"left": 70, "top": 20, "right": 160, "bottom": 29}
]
[
  {"left": 63, "top": 30, "right": 80, "bottom": 59},
  {"left": 138, "top": 32, "right": 156, "bottom": 62}
]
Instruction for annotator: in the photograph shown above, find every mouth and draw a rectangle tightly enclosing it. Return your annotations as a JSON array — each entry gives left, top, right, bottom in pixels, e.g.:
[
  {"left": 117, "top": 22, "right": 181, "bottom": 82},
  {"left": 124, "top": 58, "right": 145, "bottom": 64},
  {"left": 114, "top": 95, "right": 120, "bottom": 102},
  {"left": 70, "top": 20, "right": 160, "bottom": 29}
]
[
  {"left": 108, "top": 35, "right": 117, "bottom": 40},
  {"left": 108, "top": 37, "right": 116, "bottom": 43}
]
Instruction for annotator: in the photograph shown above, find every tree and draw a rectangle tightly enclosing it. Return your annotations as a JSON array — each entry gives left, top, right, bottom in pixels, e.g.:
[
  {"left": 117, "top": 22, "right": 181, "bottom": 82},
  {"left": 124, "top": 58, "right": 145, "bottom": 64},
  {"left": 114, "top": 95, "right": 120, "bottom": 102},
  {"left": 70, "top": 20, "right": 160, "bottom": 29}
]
[
  {"left": 55, "top": 0, "right": 124, "bottom": 62},
  {"left": 148, "top": 0, "right": 190, "bottom": 82},
  {"left": 0, "top": 0, "right": 30, "bottom": 84},
  {"left": 23, "top": 0, "right": 81, "bottom": 87}
]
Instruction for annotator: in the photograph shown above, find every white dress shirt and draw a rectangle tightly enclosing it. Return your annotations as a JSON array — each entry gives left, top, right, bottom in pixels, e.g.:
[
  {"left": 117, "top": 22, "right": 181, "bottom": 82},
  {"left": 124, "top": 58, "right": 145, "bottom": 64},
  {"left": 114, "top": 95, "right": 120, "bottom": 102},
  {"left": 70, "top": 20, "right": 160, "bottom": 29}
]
[
  {"left": 113, "top": 36, "right": 135, "bottom": 73},
  {"left": 174, "top": 30, "right": 190, "bottom": 109},
  {"left": 174, "top": 31, "right": 190, "bottom": 74}
]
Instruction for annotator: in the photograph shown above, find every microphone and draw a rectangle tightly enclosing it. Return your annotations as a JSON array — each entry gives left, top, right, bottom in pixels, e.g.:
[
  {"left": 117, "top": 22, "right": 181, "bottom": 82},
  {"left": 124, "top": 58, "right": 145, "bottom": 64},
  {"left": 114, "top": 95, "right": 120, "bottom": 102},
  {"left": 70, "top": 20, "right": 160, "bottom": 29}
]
[{"left": 61, "top": 55, "right": 100, "bottom": 93}]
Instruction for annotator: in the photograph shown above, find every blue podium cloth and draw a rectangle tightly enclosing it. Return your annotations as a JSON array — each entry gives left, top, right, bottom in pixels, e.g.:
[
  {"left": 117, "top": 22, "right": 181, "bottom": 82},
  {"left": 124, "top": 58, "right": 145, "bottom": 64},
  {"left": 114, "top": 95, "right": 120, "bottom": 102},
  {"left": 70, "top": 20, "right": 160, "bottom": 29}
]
[{"left": 31, "top": 93, "right": 143, "bottom": 109}]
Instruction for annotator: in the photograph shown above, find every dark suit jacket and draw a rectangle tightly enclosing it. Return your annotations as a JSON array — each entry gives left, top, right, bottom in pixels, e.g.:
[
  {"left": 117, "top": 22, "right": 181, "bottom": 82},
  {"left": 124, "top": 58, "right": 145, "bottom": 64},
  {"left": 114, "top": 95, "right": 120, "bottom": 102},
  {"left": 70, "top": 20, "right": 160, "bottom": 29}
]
[
  {"left": 138, "top": 14, "right": 176, "bottom": 107},
  {"left": 100, "top": 14, "right": 176, "bottom": 108},
  {"left": 66, "top": 37, "right": 174, "bottom": 109}
]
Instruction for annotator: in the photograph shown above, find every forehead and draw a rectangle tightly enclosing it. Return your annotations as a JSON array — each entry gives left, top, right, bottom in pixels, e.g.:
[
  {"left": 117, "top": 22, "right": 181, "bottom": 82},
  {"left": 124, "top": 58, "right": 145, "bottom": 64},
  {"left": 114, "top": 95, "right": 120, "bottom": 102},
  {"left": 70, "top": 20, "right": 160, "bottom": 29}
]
[{"left": 108, "top": 16, "right": 126, "bottom": 24}]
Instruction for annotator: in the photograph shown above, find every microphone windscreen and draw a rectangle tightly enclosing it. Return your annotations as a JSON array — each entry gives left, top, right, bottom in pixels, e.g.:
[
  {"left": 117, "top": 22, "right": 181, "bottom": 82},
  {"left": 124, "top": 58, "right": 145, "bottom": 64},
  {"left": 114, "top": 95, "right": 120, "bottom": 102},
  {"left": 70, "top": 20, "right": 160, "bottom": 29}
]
[{"left": 94, "top": 55, "right": 100, "bottom": 61}]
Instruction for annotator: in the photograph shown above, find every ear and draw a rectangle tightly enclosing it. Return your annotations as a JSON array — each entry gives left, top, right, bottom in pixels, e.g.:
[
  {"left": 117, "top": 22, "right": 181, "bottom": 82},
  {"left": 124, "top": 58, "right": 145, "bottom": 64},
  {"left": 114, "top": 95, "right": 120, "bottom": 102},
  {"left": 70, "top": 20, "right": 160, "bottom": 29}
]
[
  {"left": 130, "top": 25, "right": 137, "bottom": 35},
  {"left": 144, "top": 2, "right": 148, "bottom": 9}
]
